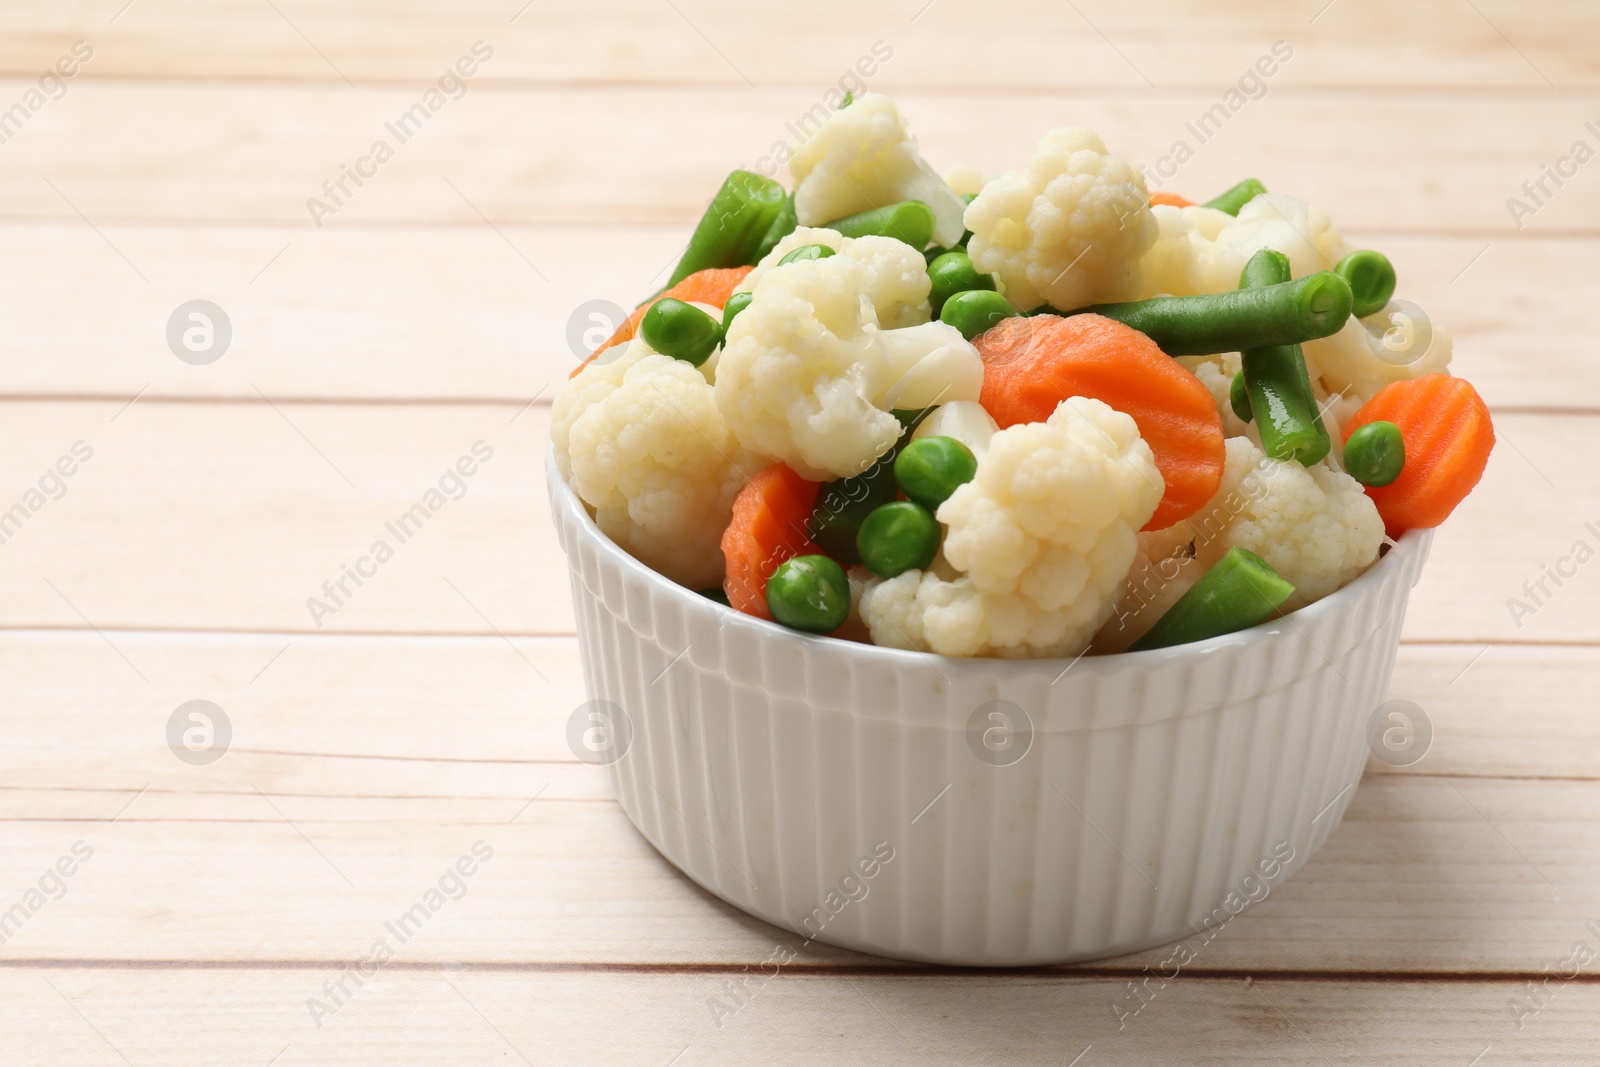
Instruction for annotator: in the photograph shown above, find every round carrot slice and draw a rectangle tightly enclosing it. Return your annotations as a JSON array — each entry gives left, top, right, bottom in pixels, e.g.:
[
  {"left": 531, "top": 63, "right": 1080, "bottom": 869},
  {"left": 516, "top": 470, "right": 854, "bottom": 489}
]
[
  {"left": 1149, "top": 191, "right": 1194, "bottom": 208},
  {"left": 721, "top": 463, "right": 822, "bottom": 619},
  {"left": 975, "top": 313, "right": 1224, "bottom": 531},
  {"left": 571, "top": 265, "right": 754, "bottom": 378},
  {"left": 1342, "top": 373, "right": 1494, "bottom": 537}
]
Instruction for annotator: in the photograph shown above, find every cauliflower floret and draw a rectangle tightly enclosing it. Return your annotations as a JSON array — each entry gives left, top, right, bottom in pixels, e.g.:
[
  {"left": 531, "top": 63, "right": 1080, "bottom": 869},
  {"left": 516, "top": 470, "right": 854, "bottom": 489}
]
[
  {"left": 964, "top": 127, "right": 1157, "bottom": 312},
  {"left": 553, "top": 343, "right": 761, "bottom": 589},
  {"left": 860, "top": 397, "right": 1164, "bottom": 658},
  {"left": 943, "top": 164, "right": 989, "bottom": 198},
  {"left": 1134, "top": 194, "right": 1347, "bottom": 299},
  {"left": 1176, "top": 352, "right": 1250, "bottom": 438},
  {"left": 1302, "top": 301, "right": 1453, "bottom": 403},
  {"left": 788, "top": 93, "right": 968, "bottom": 248},
  {"left": 911, "top": 399, "right": 999, "bottom": 460},
  {"left": 1190, "top": 436, "right": 1383, "bottom": 613},
  {"left": 715, "top": 237, "right": 982, "bottom": 480}
]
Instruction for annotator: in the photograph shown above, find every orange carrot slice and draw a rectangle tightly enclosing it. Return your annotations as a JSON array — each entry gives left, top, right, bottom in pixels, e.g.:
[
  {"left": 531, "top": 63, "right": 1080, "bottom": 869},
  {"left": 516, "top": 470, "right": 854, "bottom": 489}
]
[
  {"left": 1149, "top": 191, "right": 1194, "bottom": 208},
  {"left": 975, "top": 314, "right": 1224, "bottom": 531},
  {"left": 721, "top": 463, "right": 822, "bottom": 619},
  {"left": 571, "top": 266, "right": 754, "bottom": 378},
  {"left": 1343, "top": 374, "right": 1494, "bottom": 537}
]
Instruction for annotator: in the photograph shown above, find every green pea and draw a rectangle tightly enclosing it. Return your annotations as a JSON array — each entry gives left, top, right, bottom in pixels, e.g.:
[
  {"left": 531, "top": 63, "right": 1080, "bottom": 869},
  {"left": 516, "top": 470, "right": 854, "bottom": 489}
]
[
  {"left": 894, "top": 436, "right": 977, "bottom": 511},
  {"left": 926, "top": 251, "right": 996, "bottom": 315},
  {"left": 857, "top": 501, "right": 941, "bottom": 579},
  {"left": 639, "top": 297, "right": 722, "bottom": 367},
  {"left": 939, "top": 289, "right": 1018, "bottom": 340},
  {"left": 722, "top": 291, "right": 753, "bottom": 333},
  {"left": 778, "top": 243, "right": 837, "bottom": 265},
  {"left": 765, "top": 555, "right": 852, "bottom": 633},
  {"left": 1229, "top": 370, "right": 1253, "bottom": 423},
  {"left": 1343, "top": 420, "right": 1406, "bottom": 487}
]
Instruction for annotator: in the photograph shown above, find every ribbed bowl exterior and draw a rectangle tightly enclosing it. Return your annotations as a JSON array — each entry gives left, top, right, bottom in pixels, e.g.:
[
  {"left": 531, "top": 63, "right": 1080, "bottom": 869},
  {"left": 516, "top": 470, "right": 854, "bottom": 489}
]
[{"left": 549, "top": 453, "right": 1432, "bottom": 966}]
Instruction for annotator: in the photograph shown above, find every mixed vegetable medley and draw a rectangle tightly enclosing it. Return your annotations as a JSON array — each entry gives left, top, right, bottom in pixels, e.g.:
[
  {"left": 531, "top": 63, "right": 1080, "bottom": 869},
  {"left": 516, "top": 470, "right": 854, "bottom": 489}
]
[{"left": 553, "top": 93, "right": 1496, "bottom": 658}]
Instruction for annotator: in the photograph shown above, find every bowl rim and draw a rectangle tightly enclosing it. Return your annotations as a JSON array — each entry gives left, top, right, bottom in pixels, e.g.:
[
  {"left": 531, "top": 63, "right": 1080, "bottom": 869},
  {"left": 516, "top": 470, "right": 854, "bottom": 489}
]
[{"left": 548, "top": 446, "right": 1432, "bottom": 676}]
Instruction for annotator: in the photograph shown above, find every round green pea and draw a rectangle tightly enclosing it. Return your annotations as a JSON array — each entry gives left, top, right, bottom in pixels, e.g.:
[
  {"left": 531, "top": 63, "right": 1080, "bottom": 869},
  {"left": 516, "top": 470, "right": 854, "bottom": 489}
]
[
  {"left": 894, "top": 436, "right": 977, "bottom": 511},
  {"left": 1343, "top": 420, "right": 1406, "bottom": 487},
  {"left": 1229, "top": 370, "right": 1253, "bottom": 423},
  {"left": 1335, "top": 250, "right": 1397, "bottom": 319},
  {"left": 640, "top": 297, "right": 722, "bottom": 366},
  {"left": 778, "top": 243, "right": 836, "bottom": 265},
  {"left": 721, "top": 291, "right": 753, "bottom": 333},
  {"left": 765, "top": 555, "right": 852, "bottom": 633},
  {"left": 926, "top": 251, "right": 996, "bottom": 314},
  {"left": 857, "top": 501, "right": 941, "bottom": 579},
  {"left": 939, "top": 289, "right": 1018, "bottom": 341}
]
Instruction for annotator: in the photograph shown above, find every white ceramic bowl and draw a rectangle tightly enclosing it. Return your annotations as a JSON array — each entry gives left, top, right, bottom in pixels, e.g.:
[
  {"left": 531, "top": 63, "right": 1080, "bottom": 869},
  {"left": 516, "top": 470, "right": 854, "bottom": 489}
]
[{"left": 549, "top": 452, "right": 1433, "bottom": 966}]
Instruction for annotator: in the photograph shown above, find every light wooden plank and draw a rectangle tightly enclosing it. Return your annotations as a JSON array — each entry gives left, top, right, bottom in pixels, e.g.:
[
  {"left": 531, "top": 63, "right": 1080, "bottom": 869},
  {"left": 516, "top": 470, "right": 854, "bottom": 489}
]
[
  {"left": 7, "top": 967, "right": 1594, "bottom": 1067},
  {"left": 0, "top": 401, "right": 1589, "bottom": 641},
  {"left": 0, "top": 223, "right": 1590, "bottom": 410},
  {"left": 0, "top": 635, "right": 1594, "bottom": 803},
  {"left": 0, "top": 81, "right": 1596, "bottom": 231},
  {"left": 2, "top": 0, "right": 1595, "bottom": 89}
]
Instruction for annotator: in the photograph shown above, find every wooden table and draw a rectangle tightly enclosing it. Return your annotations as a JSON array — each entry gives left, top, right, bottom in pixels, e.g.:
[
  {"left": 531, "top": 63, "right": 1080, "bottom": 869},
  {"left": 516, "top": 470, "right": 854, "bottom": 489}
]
[{"left": 1, "top": 1, "right": 1595, "bottom": 1062}]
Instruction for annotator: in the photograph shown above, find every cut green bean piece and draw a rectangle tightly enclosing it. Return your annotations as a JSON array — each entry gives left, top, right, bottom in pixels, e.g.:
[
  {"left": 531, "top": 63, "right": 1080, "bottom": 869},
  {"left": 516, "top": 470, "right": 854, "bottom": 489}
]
[
  {"left": 1343, "top": 420, "right": 1406, "bottom": 487},
  {"left": 940, "top": 289, "right": 1019, "bottom": 340},
  {"left": 751, "top": 194, "right": 798, "bottom": 264},
  {"left": 1202, "top": 178, "right": 1268, "bottom": 216},
  {"left": 668, "top": 170, "right": 788, "bottom": 287},
  {"left": 779, "top": 243, "right": 837, "bottom": 265},
  {"left": 1064, "top": 270, "right": 1352, "bottom": 355},
  {"left": 1129, "top": 546, "right": 1295, "bottom": 651},
  {"left": 1236, "top": 249, "right": 1331, "bottom": 466},
  {"left": 1336, "top": 249, "right": 1397, "bottom": 319},
  {"left": 721, "top": 291, "right": 753, "bottom": 333},
  {"left": 822, "top": 200, "right": 937, "bottom": 249},
  {"left": 806, "top": 408, "right": 931, "bottom": 565},
  {"left": 1229, "top": 370, "right": 1253, "bottom": 423},
  {"left": 640, "top": 297, "right": 723, "bottom": 366}
]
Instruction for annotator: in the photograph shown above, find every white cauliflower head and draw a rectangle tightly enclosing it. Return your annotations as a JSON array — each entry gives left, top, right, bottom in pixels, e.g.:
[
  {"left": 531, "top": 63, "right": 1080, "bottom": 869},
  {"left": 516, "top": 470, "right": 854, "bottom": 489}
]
[
  {"left": 714, "top": 236, "right": 983, "bottom": 481},
  {"left": 788, "top": 92, "right": 968, "bottom": 248},
  {"left": 860, "top": 397, "right": 1165, "bottom": 658},
  {"left": 1190, "top": 436, "right": 1384, "bottom": 613},
  {"left": 1135, "top": 193, "right": 1347, "bottom": 299},
  {"left": 964, "top": 127, "right": 1157, "bottom": 312},
  {"left": 1302, "top": 301, "right": 1453, "bottom": 404},
  {"left": 1176, "top": 352, "right": 1251, "bottom": 438},
  {"left": 553, "top": 342, "right": 762, "bottom": 589}
]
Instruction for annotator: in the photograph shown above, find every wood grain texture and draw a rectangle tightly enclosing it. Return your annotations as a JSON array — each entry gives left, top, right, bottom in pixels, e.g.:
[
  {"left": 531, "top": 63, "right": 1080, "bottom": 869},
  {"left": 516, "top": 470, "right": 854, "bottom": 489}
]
[
  {"left": 0, "top": 83, "right": 1597, "bottom": 232},
  {"left": 0, "top": 224, "right": 1592, "bottom": 410}
]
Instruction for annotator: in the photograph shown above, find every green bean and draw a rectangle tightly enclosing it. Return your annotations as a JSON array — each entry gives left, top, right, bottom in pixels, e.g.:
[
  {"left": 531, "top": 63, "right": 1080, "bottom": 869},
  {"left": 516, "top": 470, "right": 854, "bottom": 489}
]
[
  {"left": 667, "top": 170, "right": 788, "bottom": 287},
  {"left": 1343, "top": 420, "right": 1405, "bottom": 487},
  {"left": 940, "top": 289, "right": 1019, "bottom": 340},
  {"left": 1236, "top": 249, "right": 1331, "bottom": 465},
  {"left": 721, "top": 292, "right": 753, "bottom": 333},
  {"left": 1229, "top": 370, "right": 1253, "bottom": 423},
  {"left": 807, "top": 408, "right": 930, "bottom": 564},
  {"left": 1063, "top": 270, "right": 1353, "bottom": 355},
  {"left": 750, "top": 194, "right": 799, "bottom": 264},
  {"left": 822, "top": 200, "right": 937, "bottom": 249},
  {"left": 1335, "top": 250, "right": 1397, "bottom": 319},
  {"left": 894, "top": 436, "right": 977, "bottom": 511},
  {"left": 857, "top": 501, "right": 941, "bottom": 579},
  {"left": 926, "top": 251, "right": 997, "bottom": 315},
  {"left": 765, "top": 555, "right": 852, "bottom": 633},
  {"left": 1128, "top": 547, "right": 1295, "bottom": 651},
  {"left": 1202, "top": 178, "right": 1268, "bottom": 217},
  {"left": 640, "top": 297, "right": 723, "bottom": 366},
  {"left": 779, "top": 243, "right": 837, "bottom": 265}
]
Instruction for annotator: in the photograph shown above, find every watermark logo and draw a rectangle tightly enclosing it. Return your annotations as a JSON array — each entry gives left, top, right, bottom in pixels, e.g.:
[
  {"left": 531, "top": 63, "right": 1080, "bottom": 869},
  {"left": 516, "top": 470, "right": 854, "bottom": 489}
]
[
  {"left": 1358, "top": 299, "right": 1434, "bottom": 368},
  {"left": 167, "top": 700, "right": 231, "bottom": 766},
  {"left": 1366, "top": 699, "right": 1431, "bottom": 767},
  {"left": 167, "top": 300, "right": 232, "bottom": 365},
  {"left": 965, "top": 699, "right": 1033, "bottom": 767},
  {"left": 566, "top": 700, "right": 632, "bottom": 765},
  {"left": 566, "top": 299, "right": 629, "bottom": 362}
]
